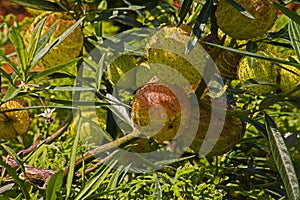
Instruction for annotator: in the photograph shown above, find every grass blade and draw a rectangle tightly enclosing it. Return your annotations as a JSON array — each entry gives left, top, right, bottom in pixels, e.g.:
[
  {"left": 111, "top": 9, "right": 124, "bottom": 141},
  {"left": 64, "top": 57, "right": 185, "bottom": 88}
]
[
  {"left": 0, "top": 50, "right": 22, "bottom": 79},
  {"left": 288, "top": 21, "right": 300, "bottom": 62},
  {"left": 0, "top": 157, "right": 30, "bottom": 200},
  {"left": 27, "top": 17, "right": 47, "bottom": 68},
  {"left": 265, "top": 114, "right": 300, "bottom": 200},
  {"left": 9, "top": 28, "right": 28, "bottom": 75},
  {"left": 0, "top": 67, "right": 13, "bottom": 85},
  {"left": 28, "top": 57, "right": 81, "bottom": 81},
  {"left": 8, "top": 0, "right": 63, "bottom": 11},
  {"left": 203, "top": 41, "right": 300, "bottom": 70},
  {"left": 46, "top": 170, "right": 63, "bottom": 200},
  {"left": 177, "top": 0, "right": 193, "bottom": 26},
  {"left": 186, "top": 0, "right": 212, "bottom": 54},
  {"left": 75, "top": 160, "right": 117, "bottom": 200},
  {"left": 274, "top": 2, "right": 300, "bottom": 26},
  {"left": 66, "top": 115, "right": 82, "bottom": 199}
]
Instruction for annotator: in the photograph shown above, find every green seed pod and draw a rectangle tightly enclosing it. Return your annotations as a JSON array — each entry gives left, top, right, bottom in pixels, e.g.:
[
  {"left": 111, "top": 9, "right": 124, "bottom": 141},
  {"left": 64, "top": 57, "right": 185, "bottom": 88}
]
[
  {"left": 280, "top": 62, "right": 300, "bottom": 96},
  {"left": 107, "top": 54, "right": 138, "bottom": 87},
  {"left": 189, "top": 106, "right": 243, "bottom": 156},
  {"left": 145, "top": 26, "right": 209, "bottom": 89},
  {"left": 237, "top": 52, "right": 278, "bottom": 95},
  {"left": 216, "top": 0, "right": 278, "bottom": 40},
  {"left": 0, "top": 100, "right": 31, "bottom": 140}
]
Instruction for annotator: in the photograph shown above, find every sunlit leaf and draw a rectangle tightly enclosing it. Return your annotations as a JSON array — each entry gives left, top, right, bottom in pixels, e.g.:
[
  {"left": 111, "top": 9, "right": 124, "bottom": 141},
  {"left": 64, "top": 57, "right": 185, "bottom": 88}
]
[
  {"left": 66, "top": 115, "right": 82, "bottom": 199},
  {"left": 265, "top": 114, "right": 300, "bottom": 200},
  {"left": 31, "top": 17, "right": 85, "bottom": 68},
  {"left": 9, "top": 28, "right": 28, "bottom": 75},
  {"left": 46, "top": 170, "right": 63, "bottom": 200},
  {"left": 288, "top": 21, "right": 300, "bottom": 61},
  {"left": 274, "top": 2, "right": 300, "bottom": 26},
  {"left": 8, "top": 0, "right": 63, "bottom": 11}
]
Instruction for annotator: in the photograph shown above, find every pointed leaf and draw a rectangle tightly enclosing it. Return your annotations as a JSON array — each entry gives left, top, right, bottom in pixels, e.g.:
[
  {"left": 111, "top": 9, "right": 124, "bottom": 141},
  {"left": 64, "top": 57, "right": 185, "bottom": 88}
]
[
  {"left": 0, "top": 49, "right": 22, "bottom": 79},
  {"left": 265, "top": 114, "right": 300, "bottom": 200},
  {"left": 186, "top": 0, "right": 212, "bottom": 54},
  {"left": 203, "top": 41, "right": 300, "bottom": 70},
  {"left": 9, "top": 28, "right": 28, "bottom": 74},
  {"left": 274, "top": 2, "right": 300, "bottom": 26},
  {"left": 31, "top": 17, "right": 85, "bottom": 67},
  {"left": 27, "top": 17, "right": 47, "bottom": 66},
  {"left": 153, "top": 173, "right": 162, "bottom": 200},
  {"left": 28, "top": 57, "right": 81, "bottom": 81},
  {"left": 288, "top": 21, "right": 300, "bottom": 62},
  {"left": 8, "top": 0, "right": 63, "bottom": 11},
  {"left": 0, "top": 157, "right": 30, "bottom": 200},
  {"left": 226, "top": 0, "right": 255, "bottom": 19},
  {"left": 75, "top": 160, "right": 117, "bottom": 200},
  {"left": 2, "top": 86, "right": 21, "bottom": 102},
  {"left": 34, "top": 22, "right": 59, "bottom": 59},
  {"left": 66, "top": 116, "right": 82, "bottom": 199},
  {"left": 106, "top": 165, "right": 123, "bottom": 191},
  {"left": 178, "top": 0, "right": 193, "bottom": 26},
  {"left": 1, "top": 144, "right": 25, "bottom": 174},
  {"left": 46, "top": 170, "right": 63, "bottom": 200},
  {"left": 106, "top": 94, "right": 134, "bottom": 130},
  {"left": 0, "top": 67, "right": 13, "bottom": 85}
]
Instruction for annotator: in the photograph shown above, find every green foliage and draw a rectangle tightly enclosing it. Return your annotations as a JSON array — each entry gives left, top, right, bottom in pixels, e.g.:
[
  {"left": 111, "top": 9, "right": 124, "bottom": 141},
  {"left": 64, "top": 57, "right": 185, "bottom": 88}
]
[{"left": 0, "top": 0, "right": 299, "bottom": 199}]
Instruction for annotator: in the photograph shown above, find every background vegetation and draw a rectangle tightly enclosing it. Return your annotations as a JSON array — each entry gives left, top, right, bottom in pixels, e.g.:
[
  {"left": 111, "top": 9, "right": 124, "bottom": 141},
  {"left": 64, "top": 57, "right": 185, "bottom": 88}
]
[{"left": 0, "top": 0, "right": 299, "bottom": 199}]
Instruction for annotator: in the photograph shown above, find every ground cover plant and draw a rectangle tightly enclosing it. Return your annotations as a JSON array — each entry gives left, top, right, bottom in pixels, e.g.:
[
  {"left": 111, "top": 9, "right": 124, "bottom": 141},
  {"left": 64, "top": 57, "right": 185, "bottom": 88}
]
[{"left": 0, "top": 0, "right": 299, "bottom": 199}]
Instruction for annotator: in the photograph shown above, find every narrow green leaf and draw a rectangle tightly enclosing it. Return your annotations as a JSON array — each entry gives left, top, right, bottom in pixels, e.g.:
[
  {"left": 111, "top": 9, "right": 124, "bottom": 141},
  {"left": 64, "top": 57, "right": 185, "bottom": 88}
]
[
  {"left": 8, "top": 0, "right": 63, "bottom": 11},
  {"left": 66, "top": 115, "right": 82, "bottom": 199},
  {"left": 31, "top": 17, "right": 85, "bottom": 67},
  {"left": 265, "top": 114, "right": 300, "bottom": 200},
  {"left": 0, "top": 67, "right": 13, "bottom": 85},
  {"left": 274, "top": 2, "right": 300, "bottom": 26},
  {"left": 0, "top": 51, "right": 22, "bottom": 78},
  {"left": 106, "top": 165, "right": 123, "bottom": 191},
  {"left": 27, "top": 17, "right": 47, "bottom": 67},
  {"left": 243, "top": 78, "right": 280, "bottom": 90},
  {"left": 288, "top": 21, "right": 300, "bottom": 61},
  {"left": 46, "top": 170, "right": 63, "bottom": 200},
  {"left": 240, "top": 117, "right": 268, "bottom": 139},
  {"left": 0, "top": 157, "right": 30, "bottom": 200},
  {"left": 203, "top": 41, "right": 300, "bottom": 70},
  {"left": 1, "top": 144, "right": 25, "bottom": 174},
  {"left": 34, "top": 22, "right": 58, "bottom": 58},
  {"left": 96, "top": 54, "right": 105, "bottom": 90},
  {"left": 177, "top": 0, "right": 193, "bottom": 26},
  {"left": 75, "top": 160, "right": 117, "bottom": 200},
  {"left": 2, "top": 86, "right": 21, "bottom": 102},
  {"left": 28, "top": 57, "right": 81, "bottom": 81},
  {"left": 9, "top": 28, "right": 28, "bottom": 74},
  {"left": 186, "top": 0, "right": 212, "bottom": 54},
  {"left": 154, "top": 173, "right": 162, "bottom": 200},
  {"left": 226, "top": 0, "right": 254, "bottom": 19}
]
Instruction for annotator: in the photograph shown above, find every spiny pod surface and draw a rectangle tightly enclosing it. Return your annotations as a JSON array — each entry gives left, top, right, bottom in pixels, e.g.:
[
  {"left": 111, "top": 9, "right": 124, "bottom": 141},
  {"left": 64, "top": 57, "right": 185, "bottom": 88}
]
[{"left": 0, "top": 100, "right": 31, "bottom": 140}]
